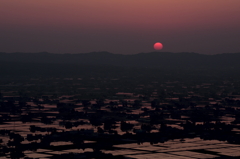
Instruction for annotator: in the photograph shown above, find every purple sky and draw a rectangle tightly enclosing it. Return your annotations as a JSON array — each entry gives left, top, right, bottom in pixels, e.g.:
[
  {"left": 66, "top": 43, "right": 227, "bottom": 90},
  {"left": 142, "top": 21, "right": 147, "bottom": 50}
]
[{"left": 1, "top": 0, "right": 240, "bottom": 54}]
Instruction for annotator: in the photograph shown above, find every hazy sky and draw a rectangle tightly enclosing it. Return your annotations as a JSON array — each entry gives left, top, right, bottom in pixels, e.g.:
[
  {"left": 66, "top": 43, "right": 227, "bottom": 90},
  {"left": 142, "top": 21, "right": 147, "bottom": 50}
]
[{"left": 1, "top": 0, "right": 240, "bottom": 54}]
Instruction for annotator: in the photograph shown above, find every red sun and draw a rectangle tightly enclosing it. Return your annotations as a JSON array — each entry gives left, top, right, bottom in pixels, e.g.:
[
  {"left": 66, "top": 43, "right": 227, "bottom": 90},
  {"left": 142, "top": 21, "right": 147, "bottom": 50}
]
[{"left": 153, "top": 42, "right": 163, "bottom": 50}]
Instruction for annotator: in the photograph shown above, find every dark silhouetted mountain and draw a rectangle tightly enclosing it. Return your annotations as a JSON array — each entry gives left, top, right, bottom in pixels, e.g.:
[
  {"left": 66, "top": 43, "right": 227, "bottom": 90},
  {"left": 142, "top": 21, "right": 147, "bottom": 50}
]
[
  {"left": 0, "top": 52, "right": 240, "bottom": 77},
  {"left": 1, "top": 51, "right": 240, "bottom": 69}
]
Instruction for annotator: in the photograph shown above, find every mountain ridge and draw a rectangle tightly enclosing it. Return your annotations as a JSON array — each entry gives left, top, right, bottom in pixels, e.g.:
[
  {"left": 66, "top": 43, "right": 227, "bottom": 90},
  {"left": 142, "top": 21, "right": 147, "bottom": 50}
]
[{"left": 1, "top": 52, "right": 240, "bottom": 69}]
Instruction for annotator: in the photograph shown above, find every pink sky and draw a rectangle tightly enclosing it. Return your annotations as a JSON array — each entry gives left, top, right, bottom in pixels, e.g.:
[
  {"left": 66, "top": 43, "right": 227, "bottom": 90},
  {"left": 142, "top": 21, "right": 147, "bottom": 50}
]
[{"left": 1, "top": 0, "right": 240, "bottom": 54}]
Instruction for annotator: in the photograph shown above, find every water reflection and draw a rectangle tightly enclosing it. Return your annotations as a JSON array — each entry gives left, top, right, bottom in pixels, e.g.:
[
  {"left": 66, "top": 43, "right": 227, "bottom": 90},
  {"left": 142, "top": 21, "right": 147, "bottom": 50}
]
[{"left": 1, "top": 76, "right": 240, "bottom": 158}]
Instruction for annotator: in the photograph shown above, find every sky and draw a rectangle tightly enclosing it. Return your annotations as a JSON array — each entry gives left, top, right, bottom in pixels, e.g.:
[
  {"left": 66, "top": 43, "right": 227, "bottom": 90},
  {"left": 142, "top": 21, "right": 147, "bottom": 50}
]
[{"left": 1, "top": 0, "right": 240, "bottom": 54}]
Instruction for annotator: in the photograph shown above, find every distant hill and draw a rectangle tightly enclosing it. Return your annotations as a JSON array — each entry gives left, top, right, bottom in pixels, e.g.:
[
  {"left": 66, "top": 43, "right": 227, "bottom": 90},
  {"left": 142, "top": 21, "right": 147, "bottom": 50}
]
[{"left": 1, "top": 52, "right": 240, "bottom": 69}]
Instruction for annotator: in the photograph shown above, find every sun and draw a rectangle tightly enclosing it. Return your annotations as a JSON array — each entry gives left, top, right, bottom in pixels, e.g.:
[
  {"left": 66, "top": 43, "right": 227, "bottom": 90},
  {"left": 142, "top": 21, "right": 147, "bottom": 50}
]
[{"left": 153, "top": 42, "right": 163, "bottom": 50}]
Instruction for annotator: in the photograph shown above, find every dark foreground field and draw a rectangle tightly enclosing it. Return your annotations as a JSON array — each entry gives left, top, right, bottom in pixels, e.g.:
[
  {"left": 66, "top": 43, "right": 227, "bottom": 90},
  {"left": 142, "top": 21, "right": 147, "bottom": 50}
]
[{"left": 1, "top": 55, "right": 240, "bottom": 158}]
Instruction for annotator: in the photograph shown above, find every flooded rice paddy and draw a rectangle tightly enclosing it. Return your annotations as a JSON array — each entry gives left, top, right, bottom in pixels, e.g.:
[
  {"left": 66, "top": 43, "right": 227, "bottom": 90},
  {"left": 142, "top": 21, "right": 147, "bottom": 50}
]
[{"left": 1, "top": 71, "right": 240, "bottom": 158}]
